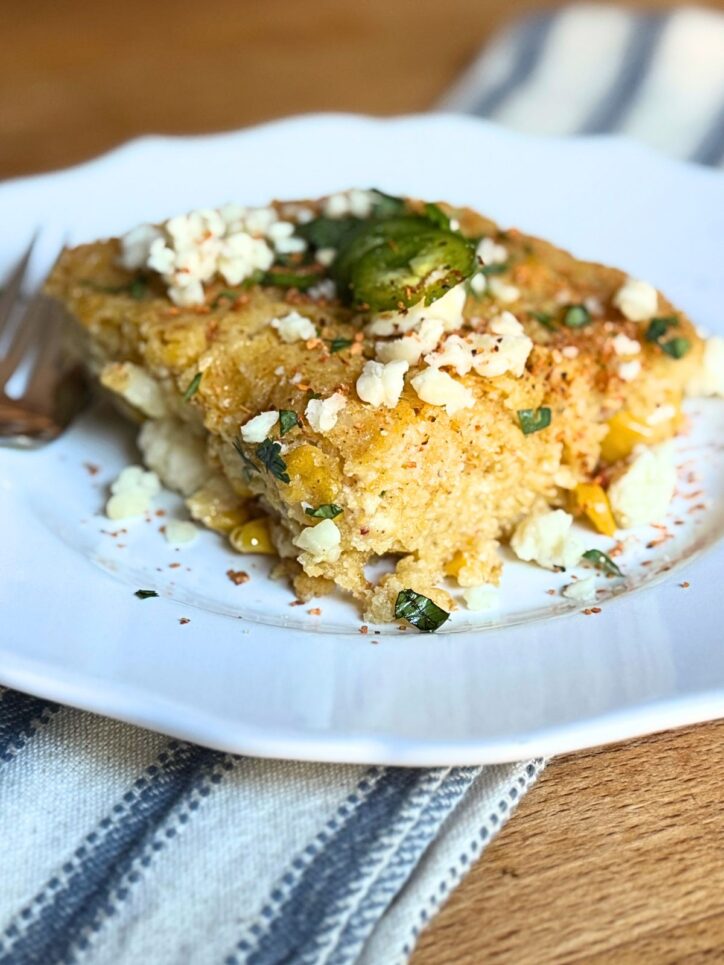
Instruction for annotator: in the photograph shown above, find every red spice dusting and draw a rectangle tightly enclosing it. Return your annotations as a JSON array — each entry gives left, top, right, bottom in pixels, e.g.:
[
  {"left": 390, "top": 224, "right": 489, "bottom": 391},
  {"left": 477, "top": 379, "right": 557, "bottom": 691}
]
[
  {"left": 289, "top": 599, "right": 304, "bottom": 607},
  {"left": 359, "top": 527, "right": 370, "bottom": 536},
  {"left": 582, "top": 609, "right": 593, "bottom": 616},
  {"left": 608, "top": 540, "right": 626, "bottom": 558},
  {"left": 591, "top": 606, "right": 602, "bottom": 614},
  {"left": 155, "top": 509, "right": 166, "bottom": 517},
  {"left": 359, "top": 625, "right": 369, "bottom": 635},
  {"left": 168, "top": 562, "right": 181, "bottom": 569},
  {"left": 689, "top": 503, "right": 707, "bottom": 513},
  {"left": 179, "top": 617, "right": 190, "bottom": 625},
  {"left": 226, "top": 569, "right": 250, "bottom": 585},
  {"left": 83, "top": 462, "right": 100, "bottom": 476},
  {"left": 684, "top": 490, "right": 704, "bottom": 501},
  {"left": 546, "top": 589, "right": 557, "bottom": 596},
  {"left": 680, "top": 581, "right": 690, "bottom": 589},
  {"left": 308, "top": 607, "right": 322, "bottom": 616},
  {"left": 402, "top": 461, "right": 417, "bottom": 469}
]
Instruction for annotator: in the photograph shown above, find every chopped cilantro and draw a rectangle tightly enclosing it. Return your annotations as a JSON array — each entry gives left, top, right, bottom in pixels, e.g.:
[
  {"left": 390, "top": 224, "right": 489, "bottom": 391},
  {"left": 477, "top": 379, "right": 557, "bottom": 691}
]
[
  {"left": 279, "top": 410, "right": 299, "bottom": 436},
  {"left": 479, "top": 263, "right": 509, "bottom": 276},
  {"left": 582, "top": 549, "right": 623, "bottom": 578},
  {"left": 183, "top": 372, "right": 202, "bottom": 402},
  {"left": 661, "top": 336, "right": 691, "bottom": 359},
  {"left": 212, "top": 289, "right": 242, "bottom": 308},
  {"left": 134, "top": 589, "right": 158, "bottom": 600},
  {"left": 645, "top": 317, "right": 689, "bottom": 359},
  {"left": 645, "top": 316, "right": 678, "bottom": 342},
  {"left": 255, "top": 438, "right": 290, "bottom": 483},
  {"left": 423, "top": 202, "right": 450, "bottom": 230},
  {"left": 233, "top": 438, "right": 259, "bottom": 482},
  {"left": 262, "top": 267, "right": 324, "bottom": 290},
  {"left": 563, "top": 304, "right": 591, "bottom": 328},
  {"left": 330, "top": 337, "right": 353, "bottom": 353},
  {"left": 395, "top": 589, "right": 450, "bottom": 633},
  {"left": 517, "top": 407, "right": 552, "bottom": 435},
  {"left": 297, "top": 216, "right": 361, "bottom": 250},
  {"left": 531, "top": 310, "right": 555, "bottom": 330},
  {"left": 305, "top": 503, "right": 343, "bottom": 519},
  {"left": 129, "top": 278, "right": 148, "bottom": 299}
]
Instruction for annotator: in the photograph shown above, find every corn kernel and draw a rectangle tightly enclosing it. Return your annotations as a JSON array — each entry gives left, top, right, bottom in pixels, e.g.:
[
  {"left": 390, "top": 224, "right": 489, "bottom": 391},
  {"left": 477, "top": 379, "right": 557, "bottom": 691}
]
[
  {"left": 284, "top": 444, "right": 337, "bottom": 504},
  {"left": 574, "top": 483, "right": 616, "bottom": 537},
  {"left": 229, "top": 518, "right": 274, "bottom": 555},
  {"left": 600, "top": 400, "right": 681, "bottom": 463},
  {"left": 444, "top": 552, "right": 466, "bottom": 578}
]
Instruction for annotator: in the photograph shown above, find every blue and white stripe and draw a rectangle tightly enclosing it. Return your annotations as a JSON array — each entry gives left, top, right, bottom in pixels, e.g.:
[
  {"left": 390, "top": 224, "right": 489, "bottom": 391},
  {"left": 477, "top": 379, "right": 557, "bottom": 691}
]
[
  {"left": 2, "top": 6, "right": 723, "bottom": 963},
  {"left": 440, "top": 4, "right": 724, "bottom": 167}
]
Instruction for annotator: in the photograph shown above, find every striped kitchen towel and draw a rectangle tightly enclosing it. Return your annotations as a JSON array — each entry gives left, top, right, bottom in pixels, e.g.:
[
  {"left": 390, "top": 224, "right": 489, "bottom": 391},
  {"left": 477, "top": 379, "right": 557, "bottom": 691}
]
[
  {"left": 2, "top": 6, "right": 723, "bottom": 965},
  {"left": 440, "top": 4, "right": 724, "bottom": 166}
]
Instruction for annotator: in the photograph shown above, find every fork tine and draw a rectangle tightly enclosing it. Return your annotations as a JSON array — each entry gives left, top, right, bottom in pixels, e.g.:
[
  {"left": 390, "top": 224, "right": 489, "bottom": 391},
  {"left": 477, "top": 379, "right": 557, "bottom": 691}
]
[
  {"left": 0, "top": 292, "right": 44, "bottom": 386},
  {"left": 0, "top": 234, "right": 36, "bottom": 334}
]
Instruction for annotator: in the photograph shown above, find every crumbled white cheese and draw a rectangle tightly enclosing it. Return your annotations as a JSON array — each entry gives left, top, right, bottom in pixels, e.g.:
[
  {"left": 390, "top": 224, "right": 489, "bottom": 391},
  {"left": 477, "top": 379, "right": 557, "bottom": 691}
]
[
  {"left": 241, "top": 410, "right": 279, "bottom": 443},
  {"left": 305, "top": 392, "right": 347, "bottom": 432},
  {"left": 462, "top": 584, "right": 500, "bottom": 611},
  {"left": 510, "top": 509, "right": 584, "bottom": 570},
  {"left": 293, "top": 518, "right": 342, "bottom": 564},
  {"left": 270, "top": 311, "right": 317, "bottom": 343},
  {"left": 308, "top": 279, "right": 337, "bottom": 301},
  {"left": 618, "top": 359, "right": 642, "bottom": 382},
  {"left": 612, "top": 333, "right": 641, "bottom": 356},
  {"left": 138, "top": 418, "right": 209, "bottom": 496},
  {"left": 469, "top": 273, "right": 487, "bottom": 296},
  {"left": 119, "top": 204, "right": 298, "bottom": 307},
  {"left": 106, "top": 465, "right": 161, "bottom": 520},
  {"left": 489, "top": 311, "right": 524, "bottom": 336},
  {"left": 424, "top": 334, "right": 474, "bottom": 375},
  {"left": 119, "top": 224, "right": 163, "bottom": 271},
  {"left": 607, "top": 444, "right": 676, "bottom": 528},
  {"left": 562, "top": 576, "right": 597, "bottom": 603},
  {"left": 613, "top": 277, "right": 658, "bottom": 321},
  {"left": 164, "top": 519, "right": 199, "bottom": 547},
  {"left": 468, "top": 328, "right": 533, "bottom": 379},
  {"left": 686, "top": 336, "right": 724, "bottom": 398},
  {"left": 99, "top": 362, "right": 168, "bottom": 418},
  {"left": 366, "top": 283, "right": 466, "bottom": 337},
  {"left": 476, "top": 237, "right": 508, "bottom": 266},
  {"left": 323, "top": 189, "right": 376, "bottom": 219},
  {"left": 488, "top": 277, "right": 520, "bottom": 304},
  {"left": 584, "top": 295, "right": 604, "bottom": 317},
  {"left": 410, "top": 367, "right": 474, "bottom": 415},
  {"left": 356, "top": 359, "right": 408, "bottom": 408},
  {"left": 647, "top": 403, "right": 677, "bottom": 426},
  {"left": 316, "top": 247, "right": 337, "bottom": 267},
  {"left": 376, "top": 319, "right": 444, "bottom": 365}
]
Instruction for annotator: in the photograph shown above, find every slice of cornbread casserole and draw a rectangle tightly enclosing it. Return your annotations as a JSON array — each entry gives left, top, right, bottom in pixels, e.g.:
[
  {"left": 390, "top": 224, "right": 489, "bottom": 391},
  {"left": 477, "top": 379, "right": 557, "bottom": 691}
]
[{"left": 46, "top": 190, "right": 719, "bottom": 626}]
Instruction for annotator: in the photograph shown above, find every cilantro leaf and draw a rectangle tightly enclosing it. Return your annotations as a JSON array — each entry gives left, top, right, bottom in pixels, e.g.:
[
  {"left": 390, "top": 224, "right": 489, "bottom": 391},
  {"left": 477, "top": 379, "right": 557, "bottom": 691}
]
[
  {"left": 305, "top": 503, "right": 343, "bottom": 519},
  {"left": 645, "top": 316, "right": 678, "bottom": 342},
  {"left": 661, "top": 337, "right": 691, "bottom": 359},
  {"left": 279, "top": 410, "right": 299, "bottom": 436},
  {"left": 183, "top": 372, "right": 202, "bottom": 402},
  {"left": 531, "top": 310, "right": 555, "bottom": 330},
  {"left": 329, "top": 337, "right": 353, "bottom": 353},
  {"left": 255, "top": 438, "right": 290, "bottom": 483},
  {"left": 563, "top": 304, "right": 591, "bottom": 328},
  {"left": 134, "top": 589, "right": 158, "bottom": 600},
  {"left": 233, "top": 438, "right": 259, "bottom": 482},
  {"left": 582, "top": 549, "right": 623, "bottom": 578},
  {"left": 395, "top": 589, "right": 450, "bottom": 633},
  {"left": 517, "top": 407, "right": 552, "bottom": 435}
]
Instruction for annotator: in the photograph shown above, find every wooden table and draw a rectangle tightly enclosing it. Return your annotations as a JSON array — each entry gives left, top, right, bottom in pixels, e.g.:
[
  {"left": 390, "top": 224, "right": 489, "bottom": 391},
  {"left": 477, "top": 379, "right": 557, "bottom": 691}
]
[{"left": 4, "top": 1, "right": 724, "bottom": 961}]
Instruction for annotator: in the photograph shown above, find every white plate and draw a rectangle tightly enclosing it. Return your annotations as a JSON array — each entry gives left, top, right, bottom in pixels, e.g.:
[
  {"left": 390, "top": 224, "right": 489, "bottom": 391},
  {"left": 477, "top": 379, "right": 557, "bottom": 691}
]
[{"left": 1, "top": 114, "right": 723, "bottom": 765}]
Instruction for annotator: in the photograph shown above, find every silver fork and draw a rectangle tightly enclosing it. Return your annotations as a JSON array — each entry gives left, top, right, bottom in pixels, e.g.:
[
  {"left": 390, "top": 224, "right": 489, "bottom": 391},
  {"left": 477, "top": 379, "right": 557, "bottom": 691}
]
[{"left": 0, "top": 239, "right": 88, "bottom": 448}]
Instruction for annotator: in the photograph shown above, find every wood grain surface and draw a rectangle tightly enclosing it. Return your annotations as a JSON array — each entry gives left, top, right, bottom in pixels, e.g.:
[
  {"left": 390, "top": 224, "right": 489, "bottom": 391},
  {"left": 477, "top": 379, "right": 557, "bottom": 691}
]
[{"left": 4, "top": 2, "right": 724, "bottom": 962}]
